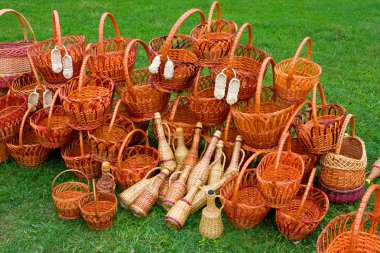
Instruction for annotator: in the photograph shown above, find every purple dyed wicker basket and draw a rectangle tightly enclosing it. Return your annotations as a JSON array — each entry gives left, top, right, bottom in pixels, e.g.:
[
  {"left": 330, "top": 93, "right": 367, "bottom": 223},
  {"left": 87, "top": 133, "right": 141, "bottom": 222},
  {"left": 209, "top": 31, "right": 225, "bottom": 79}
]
[{"left": 318, "top": 180, "right": 364, "bottom": 204}]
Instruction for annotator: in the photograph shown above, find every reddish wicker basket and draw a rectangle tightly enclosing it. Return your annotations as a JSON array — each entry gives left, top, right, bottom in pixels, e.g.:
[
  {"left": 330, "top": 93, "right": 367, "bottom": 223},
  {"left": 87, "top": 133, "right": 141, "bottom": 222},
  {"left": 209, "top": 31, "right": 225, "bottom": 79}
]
[
  {"left": 320, "top": 114, "right": 367, "bottom": 190},
  {"left": 231, "top": 57, "right": 294, "bottom": 149},
  {"left": 0, "top": 141, "right": 8, "bottom": 163},
  {"left": 275, "top": 168, "right": 329, "bottom": 242},
  {"left": 190, "top": 1, "right": 237, "bottom": 67},
  {"left": 0, "top": 9, "right": 36, "bottom": 88},
  {"left": 318, "top": 179, "right": 365, "bottom": 204},
  {"left": 61, "top": 131, "right": 102, "bottom": 180},
  {"left": 316, "top": 184, "right": 380, "bottom": 253},
  {"left": 59, "top": 54, "right": 114, "bottom": 130},
  {"left": 51, "top": 169, "right": 90, "bottom": 219},
  {"left": 293, "top": 83, "right": 346, "bottom": 154},
  {"left": 79, "top": 179, "right": 117, "bottom": 230},
  {"left": 149, "top": 9, "right": 205, "bottom": 93},
  {"left": 28, "top": 10, "right": 85, "bottom": 84},
  {"left": 111, "top": 129, "right": 159, "bottom": 190},
  {"left": 209, "top": 22, "right": 269, "bottom": 100},
  {"left": 30, "top": 88, "right": 72, "bottom": 148},
  {"left": 6, "top": 105, "right": 51, "bottom": 167},
  {"left": 0, "top": 76, "right": 27, "bottom": 141},
  {"left": 257, "top": 134, "right": 304, "bottom": 208},
  {"left": 115, "top": 39, "right": 170, "bottom": 122},
  {"left": 88, "top": 100, "right": 134, "bottom": 163},
  {"left": 220, "top": 151, "right": 270, "bottom": 229},
  {"left": 86, "top": 12, "right": 136, "bottom": 83},
  {"left": 187, "top": 67, "right": 229, "bottom": 127},
  {"left": 275, "top": 37, "right": 321, "bottom": 103}
]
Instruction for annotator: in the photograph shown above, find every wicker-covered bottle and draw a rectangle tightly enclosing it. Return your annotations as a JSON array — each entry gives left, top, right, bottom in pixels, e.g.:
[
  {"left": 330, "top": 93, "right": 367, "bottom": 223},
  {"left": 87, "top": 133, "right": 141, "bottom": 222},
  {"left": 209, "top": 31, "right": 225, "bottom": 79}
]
[
  {"left": 173, "top": 127, "right": 189, "bottom": 166},
  {"left": 191, "top": 178, "right": 225, "bottom": 214},
  {"left": 224, "top": 135, "right": 244, "bottom": 180},
  {"left": 154, "top": 112, "right": 177, "bottom": 173},
  {"left": 208, "top": 140, "right": 226, "bottom": 185},
  {"left": 162, "top": 123, "right": 203, "bottom": 209},
  {"left": 187, "top": 130, "right": 221, "bottom": 189},
  {"left": 199, "top": 189, "right": 225, "bottom": 239},
  {"left": 164, "top": 179, "right": 203, "bottom": 230},
  {"left": 118, "top": 168, "right": 160, "bottom": 209},
  {"left": 367, "top": 158, "right": 380, "bottom": 184},
  {"left": 129, "top": 168, "right": 169, "bottom": 218},
  {"left": 96, "top": 162, "right": 115, "bottom": 194}
]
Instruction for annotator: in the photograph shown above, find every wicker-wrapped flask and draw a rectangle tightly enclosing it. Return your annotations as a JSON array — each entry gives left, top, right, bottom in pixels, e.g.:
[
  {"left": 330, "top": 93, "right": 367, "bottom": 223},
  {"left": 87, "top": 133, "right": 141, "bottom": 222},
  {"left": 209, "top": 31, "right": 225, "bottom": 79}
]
[
  {"left": 154, "top": 112, "right": 177, "bottom": 173},
  {"left": 118, "top": 168, "right": 160, "bottom": 209},
  {"left": 223, "top": 135, "right": 244, "bottom": 180},
  {"left": 96, "top": 162, "right": 115, "bottom": 194},
  {"left": 162, "top": 123, "right": 203, "bottom": 210},
  {"left": 173, "top": 127, "right": 189, "bottom": 166},
  {"left": 129, "top": 168, "right": 169, "bottom": 218},
  {"left": 208, "top": 140, "right": 226, "bottom": 185},
  {"left": 199, "top": 189, "right": 225, "bottom": 239},
  {"left": 187, "top": 130, "right": 221, "bottom": 189},
  {"left": 164, "top": 179, "right": 202, "bottom": 230},
  {"left": 367, "top": 158, "right": 380, "bottom": 184}
]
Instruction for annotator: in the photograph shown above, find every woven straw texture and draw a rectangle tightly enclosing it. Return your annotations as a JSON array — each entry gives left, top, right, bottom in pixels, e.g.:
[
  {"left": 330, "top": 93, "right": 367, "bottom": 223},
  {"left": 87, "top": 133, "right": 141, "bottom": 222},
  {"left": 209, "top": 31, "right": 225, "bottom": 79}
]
[
  {"left": 318, "top": 180, "right": 365, "bottom": 204},
  {"left": 199, "top": 190, "right": 225, "bottom": 239}
]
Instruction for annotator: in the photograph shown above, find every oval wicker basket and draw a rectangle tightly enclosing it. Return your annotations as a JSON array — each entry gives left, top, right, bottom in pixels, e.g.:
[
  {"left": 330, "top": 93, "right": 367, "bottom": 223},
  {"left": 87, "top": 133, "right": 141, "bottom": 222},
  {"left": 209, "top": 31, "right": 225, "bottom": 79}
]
[{"left": 318, "top": 179, "right": 365, "bottom": 204}]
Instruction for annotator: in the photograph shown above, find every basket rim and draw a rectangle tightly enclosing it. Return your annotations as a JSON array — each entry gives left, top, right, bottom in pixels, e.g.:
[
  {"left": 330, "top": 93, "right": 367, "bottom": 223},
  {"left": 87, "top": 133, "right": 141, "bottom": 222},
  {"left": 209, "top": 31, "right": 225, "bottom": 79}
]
[
  {"left": 29, "top": 35, "right": 85, "bottom": 51},
  {"left": 318, "top": 179, "right": 365, "bottom": 193},
  {"left": 292, "top": 103, "right": 346, "bottom": 127},
  {"left": 274, "top": 57, "right": 322, "bottom": 79},
  {"left": 231, "top": 99, "right": 294, "bottom": 118}
]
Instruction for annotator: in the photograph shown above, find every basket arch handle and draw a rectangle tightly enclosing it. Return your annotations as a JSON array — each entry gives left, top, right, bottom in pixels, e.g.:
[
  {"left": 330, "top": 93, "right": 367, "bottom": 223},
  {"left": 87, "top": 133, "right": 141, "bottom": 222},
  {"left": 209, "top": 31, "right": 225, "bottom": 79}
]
[
  {"left": 18, "top": 104, "right": 36, "bottom": 146},
  {"left": 161, "top": 9, "right": 205, "bottom": 56},
  {"left": 98, "top": 12, "right": 121, "bottom": 55},
  {"left": 0, "top": 76, "right": 16, "bottom": 94},
  {"left": 46, "top": 87, "right": 62, "bottom": 134},
  {"left": 222, "top": 110, "right": 233, "bottom": 149},
  {"left": 79, "top": 130, "right": 85, "bottom": 157},
  {"left": 27, "top": 53, "right": 44, "bottom": 92},
  {"left": 105, "top": 99, "right": 123, "bottom": 141},
  {"left": 168, "top": 94, "right": 184, "bottom": 125},
  {"left": 335, "top": 114, "right": 355, "bottom": 154},
  {"left": 51, "top": 169, "right": 90, "bottom": 192},
  {"left": 294, "top": 167, "right": 317, "bottom": 220},
  {"left": 192, "top": 66, "right": 204, "bottom": 99},
  {"left": 254, "top": 56, "right": 276, "bottom": 115},
  {"left": 288, "top": 37, "right": 313, "bottom": 78},
  {"left": 52, "top": 10, "right": 63, "bottom": 48},
  {"left": 311, "top": 82, "right": 328, "bottom": 128},
  {"left": 0, "top": 9, "right": 36, "bottom": 41},
  {"left": 350, "top": 184, "right": 380, "bottom": 251},
  {"left": 228, "top": 23, "right": 252, "bottom": 63},
  {"left": 206, "top": 1, "right": 222, "bottom": 33}
]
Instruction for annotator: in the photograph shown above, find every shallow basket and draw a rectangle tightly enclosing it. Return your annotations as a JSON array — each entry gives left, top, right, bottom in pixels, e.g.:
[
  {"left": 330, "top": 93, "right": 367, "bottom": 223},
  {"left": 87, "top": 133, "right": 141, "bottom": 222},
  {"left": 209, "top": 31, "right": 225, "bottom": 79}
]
[
  {"left": 61, "top": 131, "right": 102, "bottom": 179},
  {"left": 220, "top": 152, "right": 270, "bottom": 229},
  {"left": 318, "top": 180, "right": 365, "bottom": 204},
  {"left": 274, "top": 37, "right": 321, "bottom": 103},
  {"left": 149, "top": 9, "right": 205, "bottom": 93},
  {"left": 209, "top": 23, "right": 269, "bottom": 100},
  {"left": 320, "top": 114, "right": 367, "bottom": 190},
  {"left": 79, "top": 180, "right": 117, "bottom": 230},
  {"left": 0, "top": 9, "right": 36, "bottom": 88},
  {"left": 28, "top": 10, "right": 85, "bottom": 84},
  {"left": 257, "top": 134, "right": 304, "bottom": 208},
  {"left": 190, "top": 1, "right": 237, "bottom": 67},
  {"left": 51, "top": 169, "right": 90, "bottom": 219},
  {"left": 115, "top": 39, "right": 170, "bottom": 122},
  {"left": 275, "top": 168, "right": 329, "bottom": 242},
  {"left": 231, "top": 57, "right": 294, "bottom": 149},
  {"left": 86, "top": 12, "right": 136, "bottom": 83},
  {"left": 316, "top": 184, "right": 380, "bottom": 253},
  {"left": 187, "top": 68, "right": 229, "bottom": 127},
  {"left": 111, "top": 129, "right": 159, "bottom": 190},
  {"left": 293, "top": 83, "right": 346, "bottom": 154},
  {"left": 59, "top": 55, "right": 114, "bottom": 131}
]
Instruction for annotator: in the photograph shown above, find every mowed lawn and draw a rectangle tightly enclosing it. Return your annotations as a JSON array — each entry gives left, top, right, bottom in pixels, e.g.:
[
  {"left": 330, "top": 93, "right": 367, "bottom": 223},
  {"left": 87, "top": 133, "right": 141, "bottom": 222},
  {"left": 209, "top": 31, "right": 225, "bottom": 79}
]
[{"left": 0, "top": 0, "right": 379, "bottom": 252}]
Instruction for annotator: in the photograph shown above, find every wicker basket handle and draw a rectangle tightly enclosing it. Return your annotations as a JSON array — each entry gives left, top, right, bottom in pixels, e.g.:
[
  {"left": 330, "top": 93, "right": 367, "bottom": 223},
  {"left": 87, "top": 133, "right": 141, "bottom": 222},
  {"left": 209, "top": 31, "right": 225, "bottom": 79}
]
[
  {"left": 206, "top": 1, "right": 221, "bottom": 33},
  {"left": 228, "top": 23, "right": 252, "bottom": 62},
  {"left": 231, "top": 150, "right": 267, "bottom": 206},
  {"left": 98, "top": 12, "right": 121, "bottom": 55},
  {"left": 51, "top": 169, "right": 90, "bottom": 192},
  {"left": 0, "top": 9, "right": 36, "bottom": 41},
  {"left": 168, "top": 94, "right": 183, "bottom": 123},
  {"left": 116, "top": 129, "right": 150, "bottom": 170},
  {"left": 254, "top": 57, "right": 276, "bottom": 115},
  {"left": 27, "top": 53, "right": 44, "bottom": 91},
  {"left": 91, "top": 178, "right": 100, "bottom": 217},
  {"left": 52, "top": 10, "right": 63, "bottom": 47},
  {"left": 335, "top": 114, "right": 355, "bottom": 154},
  {"left": 79, "top": 130, "right": 85, "bottom": 157},
  {"left": 288, "top": 37, "right": 313, "bottom": 78},
  {"left": 238, "top": 148, "right": 245, "bottom": 169},
  {"left": 47, "top": 87, "right": 62, "bottom": 134},
  {"left": 311, "top": 82, "right": 328, "bottom": 128},
  {"left": 18, "top": 104, "right": 36, "bottom": 146},
  {"left": 123, "top": 39, "right": 152, "bottom": 94},
  {"left": 223, "top": 110, "right": 233, "bottom": 144},
  {"left": 294, "top": 167, "right": 317, "bottom": 220},
  {"left": 193, "top": 66, "right": 204, "bottom": 98},
  {"left": 215, "top": 194, "right": 225, "bottom": 212},
  {"left": 273, "top": 133, "right": 294, "bottom": 171},
  {"left": 350, "top": 184, "right": 380, "bottom": 251},
  {"left": 0, "top": 76, "right": 16, "bottom": 94},
  {"left": 161, "top": 9, "right": 205, "bottom": 55},
  {"left": 106, "top": 100, "right": 123, "bottom": 140},
  {"left": 78, "top": 54, "right": 92, "bottom": 95}
]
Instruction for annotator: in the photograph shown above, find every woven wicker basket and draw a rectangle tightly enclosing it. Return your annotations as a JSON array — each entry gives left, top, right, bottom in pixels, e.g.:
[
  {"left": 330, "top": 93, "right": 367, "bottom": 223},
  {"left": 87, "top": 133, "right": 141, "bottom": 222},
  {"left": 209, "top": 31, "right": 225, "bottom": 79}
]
[
  {"left": 190, "top": 1, "right": 237, "bottom": 67},
  {"left": 275, "top": 37, "right": 321, "bottom": 103},
  {"left": 316, "top": 184, "right": 380, "bottom": 253},
  {"left": 86, "top": 12, "right": 136, "bottom": 83},
  {"left": 115, "top": 39, "right": 170, "bottom": 122},
  {"left": 0, "top": 9, "right": 36, "bottom": 88},
  {"left": 149, "top": 9, "right": 205, "bottom": 93}
]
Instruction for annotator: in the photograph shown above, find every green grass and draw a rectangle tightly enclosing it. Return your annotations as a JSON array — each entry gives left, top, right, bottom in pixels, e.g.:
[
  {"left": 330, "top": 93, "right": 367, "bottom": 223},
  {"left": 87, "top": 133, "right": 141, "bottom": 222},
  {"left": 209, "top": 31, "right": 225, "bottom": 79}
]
[{"left": 0, "top": 0, "right": 379, "bottom": 252}]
